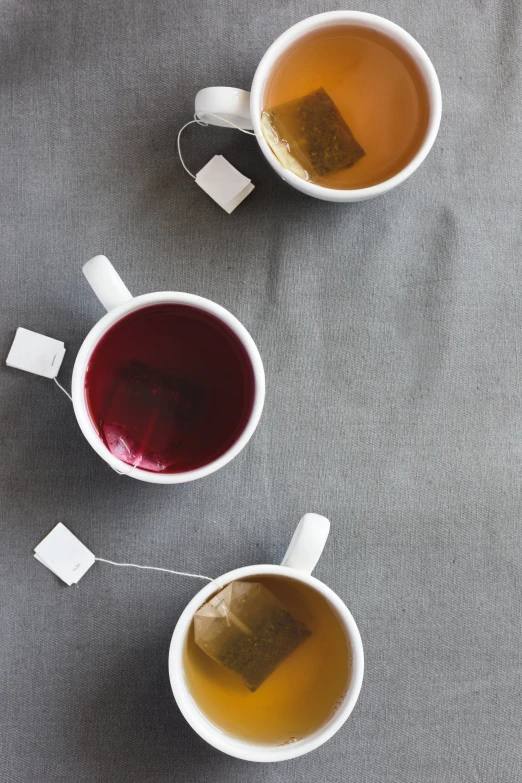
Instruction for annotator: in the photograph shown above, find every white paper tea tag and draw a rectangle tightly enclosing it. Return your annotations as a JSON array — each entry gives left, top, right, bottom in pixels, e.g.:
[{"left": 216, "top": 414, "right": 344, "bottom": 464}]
[
  {"left": 34, "top": 523, "right": 95, "bottom": 586},
  {"left": 6, "top": 327, "right": 65, "bottom": 378},
  {"left": 195, "top": 155, "right": 254, "bottom": 213}
]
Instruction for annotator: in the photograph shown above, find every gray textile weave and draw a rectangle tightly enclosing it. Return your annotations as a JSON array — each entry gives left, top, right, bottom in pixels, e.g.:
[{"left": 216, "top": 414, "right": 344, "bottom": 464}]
[{"left": 1, "top": 1, "right": 521, "bottom": 781}]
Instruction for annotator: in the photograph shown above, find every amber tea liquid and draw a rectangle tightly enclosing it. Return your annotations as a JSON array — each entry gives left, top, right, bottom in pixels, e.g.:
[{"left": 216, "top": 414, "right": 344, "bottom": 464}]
[
  {"left": 262, "top": 25, "right": 430, "bottom": 189},
  {"left": 183, "top": 576, "right": 351, "bottom": 744}
]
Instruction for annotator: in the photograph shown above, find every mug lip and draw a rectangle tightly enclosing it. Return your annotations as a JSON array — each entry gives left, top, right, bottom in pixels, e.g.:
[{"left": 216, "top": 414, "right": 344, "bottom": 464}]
[
  {"left": 250, "top": 10, "right": 442, "bottom": 202},
  {"left": 71, "top": 292, "right": 265, "bottom": 484},
  {"left": 168, "top": 563, "right": 364, "bottom": 762}
]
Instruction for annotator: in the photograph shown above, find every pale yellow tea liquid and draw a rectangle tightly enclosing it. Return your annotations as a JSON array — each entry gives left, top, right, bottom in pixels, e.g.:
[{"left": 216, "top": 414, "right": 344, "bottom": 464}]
[
  {"left": 262, "top": 25, "right": 430, "bottom": 189},
  {"left": 183, "top": 576, "right": 351, "bottom": 745}
]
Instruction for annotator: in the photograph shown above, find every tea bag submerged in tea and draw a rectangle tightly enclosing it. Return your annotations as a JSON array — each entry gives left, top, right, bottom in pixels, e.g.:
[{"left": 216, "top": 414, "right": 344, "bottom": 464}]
[
  {"left": 101, "top": 361, "right": 203, "bottom": 472},
  {"left": 194, "top": 581, "right": 310, "bottom": 691},
  {"left": 261, "top": 87, "right": 365, "bottom": 182}
]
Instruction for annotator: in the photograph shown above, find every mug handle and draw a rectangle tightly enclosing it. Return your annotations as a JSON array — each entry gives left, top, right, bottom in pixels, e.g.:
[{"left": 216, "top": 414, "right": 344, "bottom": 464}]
[
  {"left": 83, "top": 255, "right": 133, "bottom": 312},
  {"left": 195, "top": 87, "right": 254, "bottom": 131},
  {"left": 281, "top": 513, "right": 330, "bottom": 575}
]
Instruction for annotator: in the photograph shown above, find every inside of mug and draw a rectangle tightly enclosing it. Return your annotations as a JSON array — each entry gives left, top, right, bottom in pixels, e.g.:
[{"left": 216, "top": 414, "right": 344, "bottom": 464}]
[
  {"left": 82, "top": 300, "right": 257, "bottom": 478},
  {"left": 180, "top": 573, "right": 354, "bottom": 751},
  {"left": 258, "top": 18, "right": 435, "bottom": 191}
]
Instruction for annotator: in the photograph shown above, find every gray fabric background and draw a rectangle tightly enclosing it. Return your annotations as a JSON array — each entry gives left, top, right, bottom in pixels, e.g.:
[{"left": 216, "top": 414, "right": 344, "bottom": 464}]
[{"left": 1, "top": 0, "right": 521, "bottom": 781}]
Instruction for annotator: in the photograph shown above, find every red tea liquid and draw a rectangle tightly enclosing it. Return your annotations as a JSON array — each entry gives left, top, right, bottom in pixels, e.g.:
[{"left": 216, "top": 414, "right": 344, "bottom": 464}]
[{"left": 85, "top": 304, "right": 255, "bottom": 473}]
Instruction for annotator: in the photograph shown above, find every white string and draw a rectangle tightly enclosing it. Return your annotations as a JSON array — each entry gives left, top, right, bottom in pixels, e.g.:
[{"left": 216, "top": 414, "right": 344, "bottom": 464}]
[
  {"left": 198, "top": 111, "right": 257, "bottom": 136},
  {"left": 177, "top": 119, "right": 205, "bottom": 179},
  {"left": 53, "top": 376, "right": 143, "bottom": 477},
  {"left": 109, "top": 458, "right": 142, "bottom": 477},
  {"left": 52, "top": 378, "right": 216, "bottom": 584},
  {"left": 177, "top": 111, "right": 258, "bottom": 179},
  {"left": 95, "top": 557, "right": 213, "bottom": 582},
  {"left": 54, "top": 376, "right": 73, "bottom": 401}
]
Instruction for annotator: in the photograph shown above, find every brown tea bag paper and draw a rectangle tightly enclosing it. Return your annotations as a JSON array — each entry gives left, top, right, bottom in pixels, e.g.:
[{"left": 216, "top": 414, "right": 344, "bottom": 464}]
[
  {"left": 194, "top": 581, "right": 310, "bottom": 691},
  {"left": 261, "top": 87, "right": 365, "bottom": 181}
]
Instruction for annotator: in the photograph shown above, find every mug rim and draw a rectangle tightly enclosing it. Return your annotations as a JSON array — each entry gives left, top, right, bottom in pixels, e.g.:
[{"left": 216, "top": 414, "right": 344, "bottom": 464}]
[
  {"left": 250, "top": 10, "right": 442, "bottom": 202},
  {"left": 71, "top": 292, "right": 265, "bottom": 484},
  {"left": 168, "top": 563, "right": 364, "bottom": 762}
]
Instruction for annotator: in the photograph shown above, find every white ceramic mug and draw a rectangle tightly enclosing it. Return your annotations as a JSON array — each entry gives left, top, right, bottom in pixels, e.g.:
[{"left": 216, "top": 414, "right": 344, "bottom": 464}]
[
  {"left": 196, "top": 10, "right": 442, "bottom": 203},
  {"left": 169, "top": 513, "right": 364, "bottom": 762},
  {"left": 71, "top": 255, "right": 265, "bottom": 483}
]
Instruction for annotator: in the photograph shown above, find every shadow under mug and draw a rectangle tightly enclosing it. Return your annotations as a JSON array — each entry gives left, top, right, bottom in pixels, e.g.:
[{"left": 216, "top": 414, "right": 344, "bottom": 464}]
[
  {"left": 71, "top": 255, "right": 265, "bottom": 483},
  {"left": 196, "top": 11, "right": 442, "bottom": 203},
  {"left": 169, "top": 514, "right": 364, "bottom": 762}
]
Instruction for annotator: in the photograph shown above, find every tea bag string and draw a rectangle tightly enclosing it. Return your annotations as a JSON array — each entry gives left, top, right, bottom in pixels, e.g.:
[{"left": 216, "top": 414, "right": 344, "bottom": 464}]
[
  {"left": 54, "top": 376, "right": 73, "bottom": 401},
  {"left": 95, "top": 557, "right": 213, "bottom": 582},
  {"left": 49, "top": 382, "right": 216, "bottom": 583},
  {"left": 177, "top": 112, "right": 258, "bottom": 179},
  {"left": 53, "top": 376, "right": 144, "bottom": 477}
]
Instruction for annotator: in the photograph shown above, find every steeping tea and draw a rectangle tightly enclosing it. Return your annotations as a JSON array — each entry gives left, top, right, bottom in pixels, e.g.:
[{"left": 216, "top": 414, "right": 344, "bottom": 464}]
[
  {"left": 261, "top": 87, "right": 365, "bottom": 181},
  {"left": 193, "top": 581, "right": 310, "bottom": 691},
  {"left": 261, "top": 25, "right": 430, "bottom": 189},
  {"left": 184, "top": 575, "right": 352, "bottom": 744},
  {"left": 85, "top": 304, "right": 255, "bottom": 473}
]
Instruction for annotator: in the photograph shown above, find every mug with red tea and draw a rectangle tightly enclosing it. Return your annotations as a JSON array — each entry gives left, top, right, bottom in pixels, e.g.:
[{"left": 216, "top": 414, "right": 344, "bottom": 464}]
[{"left": 72, "top": 256, "right": 265, "bottom": 483}]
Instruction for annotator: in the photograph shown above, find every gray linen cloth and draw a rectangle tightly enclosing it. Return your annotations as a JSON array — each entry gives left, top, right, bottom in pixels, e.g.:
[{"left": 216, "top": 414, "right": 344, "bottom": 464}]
[{"left": 0, "top": 0, "right": 521, "bottom": 781}]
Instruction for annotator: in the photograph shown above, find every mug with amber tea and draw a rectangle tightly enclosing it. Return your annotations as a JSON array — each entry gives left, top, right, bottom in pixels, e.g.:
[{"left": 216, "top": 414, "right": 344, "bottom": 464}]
[
  {"left": 168, "top": 514, "right": 364, "bottom": 762},
  {"left": 195, "top": 11, "right": 442, "bottom": 202}
]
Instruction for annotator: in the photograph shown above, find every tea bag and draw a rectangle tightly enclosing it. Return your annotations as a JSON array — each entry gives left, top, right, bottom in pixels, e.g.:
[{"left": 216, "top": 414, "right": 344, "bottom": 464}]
[
  {"left": 261, "top": 87, "right": 365, "bottom": 181},
  {"left": 194, "top": 581, "right": 310, "bottom": 691},
  {"left": 101, "top": 361, "right": 203, "bottom": 472}
]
